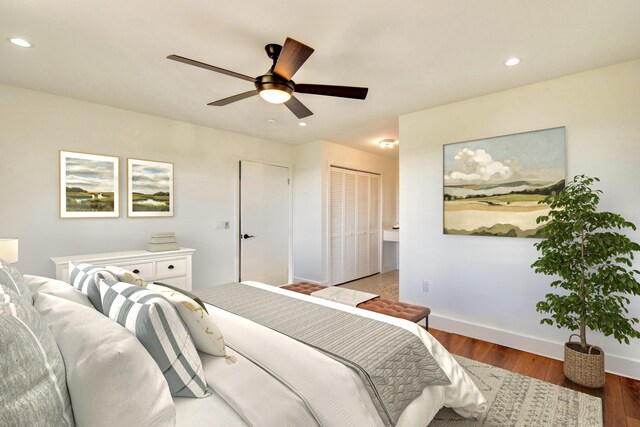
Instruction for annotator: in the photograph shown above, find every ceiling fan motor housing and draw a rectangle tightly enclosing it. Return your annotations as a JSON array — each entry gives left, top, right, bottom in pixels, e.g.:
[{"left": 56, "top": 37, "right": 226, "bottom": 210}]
[{"left": 255, "top": 74, "right": 294, "bottom": 96}]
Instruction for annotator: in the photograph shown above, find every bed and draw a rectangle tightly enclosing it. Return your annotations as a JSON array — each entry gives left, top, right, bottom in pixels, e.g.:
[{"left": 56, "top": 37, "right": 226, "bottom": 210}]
[
  {"left": 9, "top": 271, "right": 487, "bottom": 427},
  {"left": 178, "top": 281, "right": 488, "bottom": 427}
]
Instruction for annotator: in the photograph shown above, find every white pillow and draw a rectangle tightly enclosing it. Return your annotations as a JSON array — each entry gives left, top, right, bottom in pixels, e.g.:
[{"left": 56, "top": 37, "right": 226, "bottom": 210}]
[
  {"left": 104, "top": 266, "right": 148, "bottom": 287},
  {"left": 148, "top": 283, "right": 226, "bottom": 357},
  {"left": 33, "top": 291, "right": 176, "bottom": 427},
  {"left": 24, "top": 275, "right": 94, "bottom": 308}
]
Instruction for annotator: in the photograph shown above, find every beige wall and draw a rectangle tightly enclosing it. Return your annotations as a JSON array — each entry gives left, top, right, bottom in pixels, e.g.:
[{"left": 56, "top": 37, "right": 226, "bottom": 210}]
[
  {"left": 0, "top": 83, "right": 293, "bottom": 287},
  {"left": 399, "top": 60, "right": 640, "bottom": 379},
  {"left": 0, "top": 83, "right": 398, "bottom": 291}
]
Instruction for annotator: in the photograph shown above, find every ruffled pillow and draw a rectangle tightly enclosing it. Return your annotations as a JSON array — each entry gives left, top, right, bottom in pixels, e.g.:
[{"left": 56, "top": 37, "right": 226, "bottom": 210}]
[
  {"left": 0, "top": 286, "right": 74, "bottom": 426},
  {"left": 0, "top": 259, "right": 32, "bottom": 304}
]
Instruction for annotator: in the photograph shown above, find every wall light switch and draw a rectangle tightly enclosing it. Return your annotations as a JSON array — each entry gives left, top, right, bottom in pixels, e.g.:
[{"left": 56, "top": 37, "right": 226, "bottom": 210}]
[{"left": 422, "top": 280, "right": 430, "bottom": 293}]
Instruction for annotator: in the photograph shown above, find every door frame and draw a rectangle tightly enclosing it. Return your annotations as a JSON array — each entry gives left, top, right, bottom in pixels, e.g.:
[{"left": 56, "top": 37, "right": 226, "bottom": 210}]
[
  {"left": 325, "top": 163, "right": 383, "bottom": 286},
  {"left": 235, "top": 158, "right": 293, "bottom": 284}
]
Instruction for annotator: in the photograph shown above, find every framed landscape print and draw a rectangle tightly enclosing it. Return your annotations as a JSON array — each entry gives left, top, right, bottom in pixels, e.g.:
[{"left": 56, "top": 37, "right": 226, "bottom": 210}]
[
  {"left": 127, "top": 158, "right": 174, "bottom": 217},
  {"left": 60, "top": 151, "right": 119, "bottom": 218},
  {"left": 443, "top": 127, "right": 566, "bottom": 238}
]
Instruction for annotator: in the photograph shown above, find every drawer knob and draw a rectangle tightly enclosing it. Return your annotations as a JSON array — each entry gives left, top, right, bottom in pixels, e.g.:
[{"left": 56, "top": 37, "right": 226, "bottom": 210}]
[
  {"left": 168, "top": 265, "right": 175, "bottom": 270},
  {"left": 133, "top": 269, "right": 140, "bottom": 274}
]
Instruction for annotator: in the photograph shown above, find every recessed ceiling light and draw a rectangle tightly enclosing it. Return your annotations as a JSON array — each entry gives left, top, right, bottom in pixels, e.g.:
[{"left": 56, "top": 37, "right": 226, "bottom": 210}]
[
  {"left": 504, "top": 57, "right": 521, "bottom": 67},
  {"left": 8, "top": 37, "right": 32, "bottom": 48},
  {"left": 267, "top": 119, "right": 277, "bottom": 125},
  {"left": 298, "top": 122, "right": 307, "bottom": 127},
  {"left": 379, "top": 139, "right": 397, "bottom": 149}
]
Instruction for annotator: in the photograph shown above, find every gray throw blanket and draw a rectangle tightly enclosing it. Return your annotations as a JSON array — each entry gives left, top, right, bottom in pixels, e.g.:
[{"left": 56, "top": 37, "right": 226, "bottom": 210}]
[{"left": 198, "top": 283, "right": 450, "bottom": 425}]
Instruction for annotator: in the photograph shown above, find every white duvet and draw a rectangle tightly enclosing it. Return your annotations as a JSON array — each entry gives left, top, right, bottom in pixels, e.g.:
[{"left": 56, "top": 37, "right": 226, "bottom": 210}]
[{"left": 192, "top": 281, "right": 487, "bottom": 427}]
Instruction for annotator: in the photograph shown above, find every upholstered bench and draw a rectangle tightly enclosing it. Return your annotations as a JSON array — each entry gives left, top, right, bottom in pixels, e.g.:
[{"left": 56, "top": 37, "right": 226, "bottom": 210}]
[{"left": 280, "top": 282, "right": 431, "bottom": 329}]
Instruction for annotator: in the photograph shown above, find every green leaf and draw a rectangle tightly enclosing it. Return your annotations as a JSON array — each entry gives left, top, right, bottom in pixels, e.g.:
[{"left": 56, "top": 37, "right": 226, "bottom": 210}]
[{"left": 532, "top": 175, "right": 640, "bottom": 346}]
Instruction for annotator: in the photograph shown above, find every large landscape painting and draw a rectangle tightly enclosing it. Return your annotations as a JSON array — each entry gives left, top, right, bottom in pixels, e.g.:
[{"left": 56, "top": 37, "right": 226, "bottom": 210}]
[
  {"left": 443, "top": 127, "right": 565, "bottom": 238},
  {"left": 60, "top": 151, "right": 119, "bottom": 218}
]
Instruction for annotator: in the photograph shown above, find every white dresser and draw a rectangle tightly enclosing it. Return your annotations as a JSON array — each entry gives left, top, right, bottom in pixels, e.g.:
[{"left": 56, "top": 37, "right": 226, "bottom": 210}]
[{"left": 51, "top": 248, "right": 195, "bottom": 291}]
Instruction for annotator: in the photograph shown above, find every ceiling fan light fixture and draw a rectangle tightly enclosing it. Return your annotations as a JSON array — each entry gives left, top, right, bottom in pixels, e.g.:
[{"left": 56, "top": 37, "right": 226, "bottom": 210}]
[
  {"left": 259, "top": 88, "right": 292, "bottom": 104},
  {"left": 379, "top": 139, "right": 397, "bottom": 149}
]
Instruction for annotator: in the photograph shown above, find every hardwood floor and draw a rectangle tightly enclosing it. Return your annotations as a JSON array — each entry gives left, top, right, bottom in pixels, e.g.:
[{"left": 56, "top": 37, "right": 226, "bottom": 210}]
[
  {"left": 429, "top": 328, "right": 640, "bottom": 427},
  {"left": 335, "top": 271, "right": 638, "bottom": 425}
]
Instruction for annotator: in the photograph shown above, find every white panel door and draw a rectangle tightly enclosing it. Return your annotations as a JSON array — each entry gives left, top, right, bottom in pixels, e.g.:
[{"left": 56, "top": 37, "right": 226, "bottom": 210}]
[{"left": 240, "top": 161, "right": 290, "bottom": 285}]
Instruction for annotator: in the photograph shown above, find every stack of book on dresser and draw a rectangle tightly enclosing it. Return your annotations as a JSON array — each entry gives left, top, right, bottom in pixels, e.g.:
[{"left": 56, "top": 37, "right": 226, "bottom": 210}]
[{"left": 147, "top": 232, "right": 180, "bottom": 252}]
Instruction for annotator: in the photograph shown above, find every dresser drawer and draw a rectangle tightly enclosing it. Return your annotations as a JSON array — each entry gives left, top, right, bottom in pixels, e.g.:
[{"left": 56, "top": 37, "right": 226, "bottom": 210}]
[
  {"left": 155, "top": 258, "right": 187, "bottom": 279},
  {"left": 115, "top": 261, "right": 154, "bottom": 280},
  {"left": 52, "top": 248, "right": 194, "bottom": 291}
]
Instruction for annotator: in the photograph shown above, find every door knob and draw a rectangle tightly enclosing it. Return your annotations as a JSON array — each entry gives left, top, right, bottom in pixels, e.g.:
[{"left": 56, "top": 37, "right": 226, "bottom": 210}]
[{"left": 242, "top": 234, "right": 255, "bottom": 239}]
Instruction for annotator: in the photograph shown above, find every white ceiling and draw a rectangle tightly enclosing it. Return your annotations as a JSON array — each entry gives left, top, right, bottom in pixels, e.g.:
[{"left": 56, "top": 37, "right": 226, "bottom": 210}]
[{"left": 1, "top": 1, "right": 639, "bottom": 158}]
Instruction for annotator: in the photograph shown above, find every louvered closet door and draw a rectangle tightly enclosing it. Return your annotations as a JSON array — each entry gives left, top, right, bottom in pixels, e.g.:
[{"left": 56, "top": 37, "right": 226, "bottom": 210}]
[
  {"left": 369, "top": 175, "right": 380, "bottom": 275},
  {"left": 343, "top": 172, "right": 357, "bottom": 282},
  {"left": 330, "top": 169, "right": 345, "bottom": 285},
  {"left": 330, "top": 167, "right": 381, "bottom": 285},
  {"left": 356, "top": 174, "right": 370, "bottom": 277}
]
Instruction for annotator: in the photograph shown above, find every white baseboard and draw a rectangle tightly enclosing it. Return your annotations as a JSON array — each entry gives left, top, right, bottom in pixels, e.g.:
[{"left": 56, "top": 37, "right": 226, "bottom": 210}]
[
  {"left": 292, "top": 276, "right": 328, "bottom": 285},
  {"left": 430, "top": 314, "right": 640, "bottom": 381},
  {"left": 381, "top": 262, "right": 398, "bottom": 273}
]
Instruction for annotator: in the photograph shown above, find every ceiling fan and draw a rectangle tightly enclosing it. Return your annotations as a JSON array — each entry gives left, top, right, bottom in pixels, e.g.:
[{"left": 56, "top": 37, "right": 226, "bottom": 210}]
[{"left": 167, "top": 37, "right": 368, "bottom": 119}]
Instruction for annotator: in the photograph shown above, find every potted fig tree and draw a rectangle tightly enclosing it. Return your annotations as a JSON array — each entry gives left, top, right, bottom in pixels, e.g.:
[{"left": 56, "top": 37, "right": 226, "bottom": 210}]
[{"left": 532, "top": 175, "right": 640, "bottom": 388}]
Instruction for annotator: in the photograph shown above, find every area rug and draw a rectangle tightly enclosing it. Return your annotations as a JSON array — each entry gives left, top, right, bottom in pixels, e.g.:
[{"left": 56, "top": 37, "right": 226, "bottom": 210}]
[
  {"left": 341, "top": 280, "right": 399, "bottom": 300},
  {"left": 430, "top": 356, "right": 602, "bottom": 427}
]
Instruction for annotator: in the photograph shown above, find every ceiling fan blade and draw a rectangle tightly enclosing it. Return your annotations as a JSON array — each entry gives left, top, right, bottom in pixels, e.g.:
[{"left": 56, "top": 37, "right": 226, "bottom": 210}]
[
  {"left": 295, "top": 84, "right": 368, "bottom": 100},
  {"left": 284, "top": 96, "right": 313, "bottom": 119},
  {"left": 208, "top": 90, "right": 258, "bottom": 106},
  {"left": 168, "top": 54, "right": 255, "bottom": 82},
  {"left": 273, "top": 38, "right": 314, "bottom": 80}
]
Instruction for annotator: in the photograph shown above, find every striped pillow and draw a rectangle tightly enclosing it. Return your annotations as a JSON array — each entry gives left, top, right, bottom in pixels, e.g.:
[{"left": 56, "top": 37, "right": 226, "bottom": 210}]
[
  {"left": 69, "top": 262, "right": 118, "bottom": 311},
  {"left": 99, "top": 279, "right": 209, "bottom": 398}
]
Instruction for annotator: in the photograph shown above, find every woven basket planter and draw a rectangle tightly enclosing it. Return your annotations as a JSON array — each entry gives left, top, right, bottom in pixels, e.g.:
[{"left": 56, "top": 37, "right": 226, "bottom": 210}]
[{"left": 564, "top": 334, "right": 605, "bottom": 388}]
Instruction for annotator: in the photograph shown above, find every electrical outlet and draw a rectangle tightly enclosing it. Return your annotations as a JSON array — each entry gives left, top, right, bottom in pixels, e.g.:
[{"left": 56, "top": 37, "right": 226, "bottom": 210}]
[
  {"left": 224, "top": 221, "right": 230, "bottom": 229},
  {"left": 422, "top": 280, "right": 430, "bottom": 293}
]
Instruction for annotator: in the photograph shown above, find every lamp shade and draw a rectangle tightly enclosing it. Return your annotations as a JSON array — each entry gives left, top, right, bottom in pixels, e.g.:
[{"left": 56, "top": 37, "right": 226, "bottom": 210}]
[{"left": 0, "top": 238, "right": 19, "bottom": 263}]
